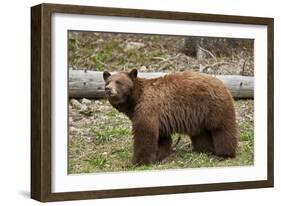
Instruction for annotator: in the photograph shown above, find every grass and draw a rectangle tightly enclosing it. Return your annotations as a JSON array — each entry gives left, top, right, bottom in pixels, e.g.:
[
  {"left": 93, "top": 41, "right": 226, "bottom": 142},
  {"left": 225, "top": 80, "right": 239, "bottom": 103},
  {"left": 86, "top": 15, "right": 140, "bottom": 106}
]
[
  {"left": 68, "top": 100, "right": 254, "bottom": 174},
  {"left": 91, "top": 127, "right": 131, "bottom": 144}
]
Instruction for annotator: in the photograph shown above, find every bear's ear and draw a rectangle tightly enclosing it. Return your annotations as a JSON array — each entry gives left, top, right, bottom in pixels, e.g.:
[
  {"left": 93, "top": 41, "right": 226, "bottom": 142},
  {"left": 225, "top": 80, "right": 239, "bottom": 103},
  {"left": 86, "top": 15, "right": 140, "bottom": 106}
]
[
  {"left": 129, "top": 69, "right": 138, "bottom": 79},
  {"left": 103, "top": 71, "right": 111, "bottom": 81}
]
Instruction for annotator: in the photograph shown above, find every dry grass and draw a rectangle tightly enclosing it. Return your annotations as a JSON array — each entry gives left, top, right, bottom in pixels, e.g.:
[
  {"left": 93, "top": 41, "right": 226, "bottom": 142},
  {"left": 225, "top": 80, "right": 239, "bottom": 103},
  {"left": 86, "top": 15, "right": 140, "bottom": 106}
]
[{"left": 68, "top": 32, "right": 254, "bottom": 75}]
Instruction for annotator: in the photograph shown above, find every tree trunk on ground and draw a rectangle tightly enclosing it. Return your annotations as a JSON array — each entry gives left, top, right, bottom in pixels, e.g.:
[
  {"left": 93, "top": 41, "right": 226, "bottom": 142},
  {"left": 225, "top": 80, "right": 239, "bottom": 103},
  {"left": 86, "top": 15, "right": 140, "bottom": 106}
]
[{"left": 69, "top": 70, "right": 254, "bottom": 99}]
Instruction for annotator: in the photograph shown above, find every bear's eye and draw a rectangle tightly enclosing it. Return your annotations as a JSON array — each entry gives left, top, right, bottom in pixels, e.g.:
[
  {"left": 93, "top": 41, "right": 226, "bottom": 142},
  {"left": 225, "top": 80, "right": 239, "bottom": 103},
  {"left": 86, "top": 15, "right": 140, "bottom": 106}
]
[{"left": 115, "top": 80, "right": 122, "bottom": 85}]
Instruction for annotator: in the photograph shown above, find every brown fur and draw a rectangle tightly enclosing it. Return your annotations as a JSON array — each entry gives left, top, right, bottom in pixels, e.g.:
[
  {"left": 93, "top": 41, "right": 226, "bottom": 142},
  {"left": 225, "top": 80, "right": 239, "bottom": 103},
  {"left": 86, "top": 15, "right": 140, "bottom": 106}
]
[{"left": 103, "top": 69, "right": 238, "bottom": 165}]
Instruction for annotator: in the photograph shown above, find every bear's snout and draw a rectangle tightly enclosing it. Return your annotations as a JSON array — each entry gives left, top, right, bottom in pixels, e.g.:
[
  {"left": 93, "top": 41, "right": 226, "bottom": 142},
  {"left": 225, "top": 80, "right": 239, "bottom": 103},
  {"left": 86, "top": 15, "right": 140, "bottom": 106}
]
[{"left": 105, "top": 86, "right": 117, "bottom": 96}]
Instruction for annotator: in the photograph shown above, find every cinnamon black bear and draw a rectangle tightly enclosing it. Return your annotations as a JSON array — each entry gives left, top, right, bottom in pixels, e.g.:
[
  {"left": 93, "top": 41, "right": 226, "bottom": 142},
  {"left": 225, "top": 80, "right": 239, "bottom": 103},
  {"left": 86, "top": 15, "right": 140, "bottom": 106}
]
[{"left": 103, "top": 69, "right": 238, "bottom": 165}]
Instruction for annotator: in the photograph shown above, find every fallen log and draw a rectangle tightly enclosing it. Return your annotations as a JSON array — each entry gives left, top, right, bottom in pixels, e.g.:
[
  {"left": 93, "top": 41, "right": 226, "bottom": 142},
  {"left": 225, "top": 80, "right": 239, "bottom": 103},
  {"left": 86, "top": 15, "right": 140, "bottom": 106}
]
[{"left": 69, "top": 70, "right": 254, "bottom": 99}]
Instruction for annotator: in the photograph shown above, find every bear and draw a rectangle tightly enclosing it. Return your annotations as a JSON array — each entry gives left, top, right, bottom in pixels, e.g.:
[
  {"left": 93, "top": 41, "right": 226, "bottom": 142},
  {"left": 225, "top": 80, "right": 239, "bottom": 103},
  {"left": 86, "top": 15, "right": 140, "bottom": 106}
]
[{"left": 103, "top": 69, "right": 238, "bottom": 165}]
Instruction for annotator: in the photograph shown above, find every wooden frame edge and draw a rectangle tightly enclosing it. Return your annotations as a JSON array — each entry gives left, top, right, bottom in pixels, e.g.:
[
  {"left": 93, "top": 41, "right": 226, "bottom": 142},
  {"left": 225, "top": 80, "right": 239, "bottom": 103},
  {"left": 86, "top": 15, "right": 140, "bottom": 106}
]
[
  {"left": 31, "top": 3, "right": 53, "bottom": 202},
  {"left": 267, "top": 18, "right": 274, "bottom": 187},
  {"left": 41, "top": 3, "right": 273, "bottom": 25},
  {"left": 42, "top": 180, "right": 272, "bottom": 202},
  {"left": 31, "top": 4, "right": 43, "bottom": 201}
]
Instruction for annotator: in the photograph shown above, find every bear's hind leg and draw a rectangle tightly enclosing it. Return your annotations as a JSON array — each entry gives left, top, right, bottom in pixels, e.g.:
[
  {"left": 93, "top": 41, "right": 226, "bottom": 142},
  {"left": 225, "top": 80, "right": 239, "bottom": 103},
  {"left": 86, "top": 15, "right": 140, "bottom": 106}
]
[
  {"left": 156, "top": 135, "right": 172, "bottom": 161},
  {"left": 211, "top": 126, "right": 237, "bottom": 158},
  {"left": 190, "top": 131, "right": 214, "bottom": 154}
]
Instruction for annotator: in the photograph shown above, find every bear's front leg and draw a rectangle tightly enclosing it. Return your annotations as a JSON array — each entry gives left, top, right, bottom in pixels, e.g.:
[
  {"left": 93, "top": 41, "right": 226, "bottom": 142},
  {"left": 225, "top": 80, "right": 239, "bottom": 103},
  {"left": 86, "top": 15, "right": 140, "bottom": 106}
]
[{"left": 132, "top": 117, "right": 159, "bottom": 165}]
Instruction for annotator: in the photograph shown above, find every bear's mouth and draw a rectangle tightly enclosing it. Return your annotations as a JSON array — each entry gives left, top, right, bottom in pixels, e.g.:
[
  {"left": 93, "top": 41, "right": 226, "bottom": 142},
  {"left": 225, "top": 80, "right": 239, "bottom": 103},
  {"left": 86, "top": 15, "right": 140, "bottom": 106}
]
[
  {"left": 105, "top": 92, "right": 118, "bottom": 98},
  {"left": 109, "top": 94, "right": 118, "bottom": 97}
]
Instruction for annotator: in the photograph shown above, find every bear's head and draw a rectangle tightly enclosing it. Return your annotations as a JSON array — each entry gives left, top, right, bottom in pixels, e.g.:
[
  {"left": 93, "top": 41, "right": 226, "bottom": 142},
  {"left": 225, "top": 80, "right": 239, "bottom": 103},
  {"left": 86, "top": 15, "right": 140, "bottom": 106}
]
[{"left": 103, "top": 69, "right": 138, "bottom": 105}]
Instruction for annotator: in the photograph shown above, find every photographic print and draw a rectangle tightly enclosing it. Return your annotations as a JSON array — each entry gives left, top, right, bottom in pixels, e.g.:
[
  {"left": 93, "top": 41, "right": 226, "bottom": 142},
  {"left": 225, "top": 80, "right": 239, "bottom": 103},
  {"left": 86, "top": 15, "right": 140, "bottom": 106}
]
[
  {"left": 68, "top": 32, "right": 254, "bottom": 174},
  {"left": 31, "top": 3, "right": 273, "bottom": 202}
]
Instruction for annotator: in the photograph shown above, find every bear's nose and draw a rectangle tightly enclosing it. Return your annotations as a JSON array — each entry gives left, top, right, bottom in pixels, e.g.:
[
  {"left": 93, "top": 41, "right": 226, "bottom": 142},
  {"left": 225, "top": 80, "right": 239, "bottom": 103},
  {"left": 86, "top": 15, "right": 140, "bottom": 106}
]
[{"left": 105, "top": 87, "right": 112, "bottom": 94}]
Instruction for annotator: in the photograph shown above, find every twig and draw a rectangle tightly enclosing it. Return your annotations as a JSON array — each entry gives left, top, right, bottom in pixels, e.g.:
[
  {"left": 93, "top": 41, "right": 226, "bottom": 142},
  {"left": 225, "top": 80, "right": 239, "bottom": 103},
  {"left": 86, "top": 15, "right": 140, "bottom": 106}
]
[
  {"left": 201, "top": 61, "right": 229, "bottom": 73},
  {"left": 172, "top": 136, "right": 182, "bottom": 148},
  {"left": 151, "top": 57, "right": 166, "bottom": 61},
  {"left": 199, "top": 64, "right": 204, "bottom": 72},
  {"left": 240, "top": 59, "right": 247, "bottom": 76},
  {"left": 172, "top": 136, "right": 182, "bottom": 152},
  {"left": 152, "top": 54, "right": 181, "bottom": 64},
  {"left": 178, "top": 142, "right": 192, "bottom": 151},
  {"left": 91, "top": 54, "right": 110, "bottom": 70},
  {"left": 191, "top": 153, "right": 203, "bottom": 165},
  {"left": 198, "top": 46, "right": 217, "bottom": 61}
]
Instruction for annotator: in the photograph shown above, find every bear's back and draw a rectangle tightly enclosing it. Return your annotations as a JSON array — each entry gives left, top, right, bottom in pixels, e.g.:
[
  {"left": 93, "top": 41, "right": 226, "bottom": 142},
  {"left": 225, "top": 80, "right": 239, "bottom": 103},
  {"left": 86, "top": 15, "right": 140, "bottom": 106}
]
[{"left": 135, "top": 71, "right": 235, "bottom": 136}]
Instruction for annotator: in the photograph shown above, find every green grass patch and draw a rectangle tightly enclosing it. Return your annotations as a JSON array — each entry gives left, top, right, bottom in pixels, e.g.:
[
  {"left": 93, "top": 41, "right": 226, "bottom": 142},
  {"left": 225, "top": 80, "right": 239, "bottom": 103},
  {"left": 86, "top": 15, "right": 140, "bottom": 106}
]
[
  {"left": 86, "top": 154, "right": 107, "bottom": 169},
  {"left": 91, "top": 127, "right": 131, "bottom": 144},
  {"left": 106, "top": 108, "right": 119, "bottom": 117},
  {"left": 238, "top": 122, "right": 254, "bottom": 142}
]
